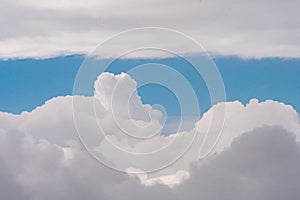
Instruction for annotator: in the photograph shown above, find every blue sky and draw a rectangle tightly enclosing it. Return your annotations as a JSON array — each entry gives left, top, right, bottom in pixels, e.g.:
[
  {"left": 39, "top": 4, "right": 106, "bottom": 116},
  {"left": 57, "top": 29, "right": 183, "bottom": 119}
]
[{"left": 1, "top": 55, "right": 299, "bottom": 116}]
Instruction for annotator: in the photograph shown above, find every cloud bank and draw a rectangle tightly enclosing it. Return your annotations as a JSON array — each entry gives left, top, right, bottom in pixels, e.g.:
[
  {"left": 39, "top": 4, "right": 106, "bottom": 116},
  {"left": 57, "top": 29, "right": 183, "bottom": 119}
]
[
  {"left": 0, "top": 0, "right": 300, "bottom": 59},
  {"left": 0, "top": 73, "right": 300, "bottom": 199}
]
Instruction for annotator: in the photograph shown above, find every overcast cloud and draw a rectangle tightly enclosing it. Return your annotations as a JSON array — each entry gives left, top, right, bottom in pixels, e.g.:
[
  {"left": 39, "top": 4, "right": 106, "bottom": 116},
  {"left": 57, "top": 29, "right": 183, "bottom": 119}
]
[{"left": 0, "top": 0, "right": 300, "bottom": 59}]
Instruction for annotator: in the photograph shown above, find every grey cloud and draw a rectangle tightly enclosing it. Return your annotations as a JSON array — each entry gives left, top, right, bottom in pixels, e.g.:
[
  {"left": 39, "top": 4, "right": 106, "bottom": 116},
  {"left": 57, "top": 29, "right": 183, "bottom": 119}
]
[
  {"left": 111, "top": 126, "right": 300, "bottom": 200},
  {"left": 1, "top": 125, "right": 300, "bottom": 199},
  {"left": 0, "top": 157, "right": 29, "bottom": 200},
  {"left": 0, "top": 0, "right": 300, "bottom": 58},
  {"left": 0, "top": 128, "right": 125, "bottom": 200},
  {"left": 175, "top": 126, "right": 300, "bottom": 200}
]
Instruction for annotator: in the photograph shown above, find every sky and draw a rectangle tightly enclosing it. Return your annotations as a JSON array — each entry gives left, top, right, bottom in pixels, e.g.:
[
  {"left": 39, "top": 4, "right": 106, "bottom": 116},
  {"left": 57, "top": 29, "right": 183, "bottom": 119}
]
[
  {"left": 1, "top": 0, "right": 300, "bottom": 199},
  {"left": 1, "top": 56, "right": 299, "bottom": 115}
]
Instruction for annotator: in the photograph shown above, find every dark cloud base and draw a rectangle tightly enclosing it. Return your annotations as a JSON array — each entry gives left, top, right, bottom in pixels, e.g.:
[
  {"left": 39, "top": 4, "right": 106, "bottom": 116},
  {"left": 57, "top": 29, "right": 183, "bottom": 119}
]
[
  {"left": 176, "top": 126, "right": 300, "bottom": 200},
  {"left": 1, "top": 126, "right": 299, "bottom": 200}
]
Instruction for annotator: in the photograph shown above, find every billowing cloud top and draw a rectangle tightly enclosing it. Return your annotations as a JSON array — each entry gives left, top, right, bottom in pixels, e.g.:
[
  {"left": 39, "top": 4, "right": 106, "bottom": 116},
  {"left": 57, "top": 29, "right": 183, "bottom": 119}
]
[
  {"left": 0, "top": 72, "right": 300, "bottom": 199},
  {"left": 0, "top": 0, "right": 299, "bottom": 59}
]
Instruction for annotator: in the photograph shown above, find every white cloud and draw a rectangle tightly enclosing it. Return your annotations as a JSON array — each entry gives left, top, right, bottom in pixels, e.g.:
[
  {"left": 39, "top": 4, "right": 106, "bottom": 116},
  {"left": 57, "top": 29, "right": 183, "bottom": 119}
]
[
  {"left": 0, "top": 73, "right": 300, "bottom": 199},
  {"left": 0, "top": 0, "right": 299, "bottom": 59}
]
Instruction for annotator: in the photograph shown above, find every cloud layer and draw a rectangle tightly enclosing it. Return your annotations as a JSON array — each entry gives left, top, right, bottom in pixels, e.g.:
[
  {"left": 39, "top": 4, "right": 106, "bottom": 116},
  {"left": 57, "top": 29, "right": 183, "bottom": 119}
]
[
  {"left": 0, "top": 73, "right": 300, "bottom": 199},
  {"left": 1, "top": 0, "right": 300, "bottom": 59}
]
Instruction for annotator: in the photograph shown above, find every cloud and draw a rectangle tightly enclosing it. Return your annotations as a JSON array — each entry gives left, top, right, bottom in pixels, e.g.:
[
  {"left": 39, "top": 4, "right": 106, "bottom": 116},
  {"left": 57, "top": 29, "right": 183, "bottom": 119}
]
[
  {"left": 0, "top": 0, "right": 300, "bottom": 59},
  {"left": 174, "top": 126, "right": 300, "bottom": 200},
  {"left": 109, "top": 126, "right": 300, "bottom": 200},
  {"left": 0, "top": 73, "right": 300, "bottom": 199}
]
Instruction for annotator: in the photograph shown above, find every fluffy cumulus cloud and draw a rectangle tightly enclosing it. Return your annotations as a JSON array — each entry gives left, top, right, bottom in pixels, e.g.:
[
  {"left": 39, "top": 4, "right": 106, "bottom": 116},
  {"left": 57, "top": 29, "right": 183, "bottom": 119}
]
[
  {"left": 0, "top": 0, "right": 300, "bottom": 59},
  {"left": 174, "top": 126, "right": 300, "bottom": 200},
  {"left": 0, "top": 73, "right": 300, "bottom": 199}
]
